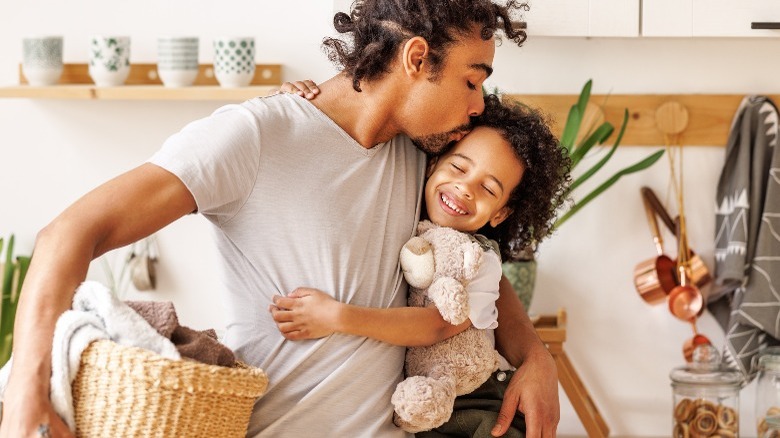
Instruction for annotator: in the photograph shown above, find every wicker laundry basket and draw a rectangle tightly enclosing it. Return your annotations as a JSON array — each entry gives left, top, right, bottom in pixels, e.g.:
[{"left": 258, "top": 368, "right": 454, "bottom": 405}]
[{"left": 72, "top": 339, "right": 268, "bottom": 438}]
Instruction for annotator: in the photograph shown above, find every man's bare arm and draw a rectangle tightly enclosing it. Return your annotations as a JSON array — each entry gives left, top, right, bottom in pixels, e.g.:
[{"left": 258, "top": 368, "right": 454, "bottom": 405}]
[
  {"left": 492, "top": 275, "right": 559, "bottom": 438},
  {"left": 0, "top": 163, "right": 196, "bottom": 438}
]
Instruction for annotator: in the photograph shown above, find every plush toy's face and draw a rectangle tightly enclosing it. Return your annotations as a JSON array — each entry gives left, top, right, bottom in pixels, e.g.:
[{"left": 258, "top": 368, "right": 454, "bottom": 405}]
[{"left": 425, "top": 126, "right": 524, "bottom": 233}]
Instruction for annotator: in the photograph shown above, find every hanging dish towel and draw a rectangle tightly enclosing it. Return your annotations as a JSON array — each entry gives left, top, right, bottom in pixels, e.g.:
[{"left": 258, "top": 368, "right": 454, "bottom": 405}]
[{"left": 709, "top": 95, "right": 780, "bottom": 380}]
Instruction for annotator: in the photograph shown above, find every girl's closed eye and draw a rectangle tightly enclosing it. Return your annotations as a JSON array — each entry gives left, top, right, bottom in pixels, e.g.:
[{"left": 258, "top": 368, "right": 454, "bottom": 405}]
[
  {"left": 451, "top": 163, "right": 465, "bottom": 173},
  {"left": 482, "top": 185, "right": 496, "bottom": 197}
]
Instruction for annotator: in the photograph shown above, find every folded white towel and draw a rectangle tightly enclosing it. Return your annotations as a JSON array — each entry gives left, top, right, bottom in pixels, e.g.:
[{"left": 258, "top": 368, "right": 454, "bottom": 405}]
[{"left": 0, "top": 281, "right": 180, "bottom": 430}]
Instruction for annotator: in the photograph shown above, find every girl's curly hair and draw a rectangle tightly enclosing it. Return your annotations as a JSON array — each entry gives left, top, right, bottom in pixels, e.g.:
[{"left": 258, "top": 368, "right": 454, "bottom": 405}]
[
  {"left": 323, "top": 0, "right": 528, "bottom": 92},
  {"left": 475, "top": 94, "right": 572, "bottom": 262}
]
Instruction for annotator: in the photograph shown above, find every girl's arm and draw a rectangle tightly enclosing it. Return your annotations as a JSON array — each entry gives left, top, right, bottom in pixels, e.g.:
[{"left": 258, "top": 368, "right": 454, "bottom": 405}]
[{"left": 269, "top": 288, "right": 470, "bottom": 346}]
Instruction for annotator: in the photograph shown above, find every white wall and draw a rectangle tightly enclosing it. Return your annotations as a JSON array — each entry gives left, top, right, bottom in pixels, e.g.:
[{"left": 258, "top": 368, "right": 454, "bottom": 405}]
[{"left": 1, "top": 2, "right": 777, "bottom": 436}]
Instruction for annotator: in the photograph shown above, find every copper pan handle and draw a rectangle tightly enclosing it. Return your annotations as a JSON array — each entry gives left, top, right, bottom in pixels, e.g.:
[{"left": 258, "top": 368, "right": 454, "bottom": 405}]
[
  {"left": 642, "top": 186, "right": 676, "bottom": 234},
  {"left": 641, "top": 187, "right": 665, "bottom": 255}
]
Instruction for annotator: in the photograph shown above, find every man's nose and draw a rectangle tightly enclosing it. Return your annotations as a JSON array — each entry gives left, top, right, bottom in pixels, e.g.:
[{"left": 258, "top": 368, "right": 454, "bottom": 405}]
[{"left": 468, "top": 93, "right": 486, "bottom": 117}]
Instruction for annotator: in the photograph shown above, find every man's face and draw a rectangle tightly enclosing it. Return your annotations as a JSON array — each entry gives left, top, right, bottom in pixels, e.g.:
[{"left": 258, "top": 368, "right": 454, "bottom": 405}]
[{"left": 404, "top": 28, "right": 496, "bottom": 155}]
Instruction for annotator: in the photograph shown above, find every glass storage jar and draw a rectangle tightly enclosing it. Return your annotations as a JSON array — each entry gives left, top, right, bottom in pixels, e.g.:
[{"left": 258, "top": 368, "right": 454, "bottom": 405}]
[
  {"left": 670, "top": 362, "right": 743, "bottom": 437},
  {"left": 756, "top": 347, "right": 780, "bottom": 437}
]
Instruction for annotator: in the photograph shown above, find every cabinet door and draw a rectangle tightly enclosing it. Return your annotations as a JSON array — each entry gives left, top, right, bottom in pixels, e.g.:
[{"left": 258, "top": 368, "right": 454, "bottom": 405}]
[
  {"left": 643, "top": 0, "right": 693, "bottom": 36},
  {"left": 693, "top": 0, "right": 780, "bottom": 36},
  {"left": 524, "top": 0, "right": 639, "bottom": 37},
  {"left": 644, "top": 0, "right": 780, "bottom": 37}
]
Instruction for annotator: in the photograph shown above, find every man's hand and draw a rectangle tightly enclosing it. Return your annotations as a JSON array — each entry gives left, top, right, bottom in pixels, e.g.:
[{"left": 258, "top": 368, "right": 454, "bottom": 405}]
[
  {"left": 492, "top": 344, "right": 559, "bottom": 437},
  {"left": 0, "top": 378, "right": 74, "bottom": 438},
  {"left": 269, "top": 288, "right": 341, "bottom": 340}
]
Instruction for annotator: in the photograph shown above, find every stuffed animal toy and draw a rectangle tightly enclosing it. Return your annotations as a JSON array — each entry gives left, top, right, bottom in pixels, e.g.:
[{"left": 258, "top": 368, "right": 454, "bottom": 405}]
[{"left": 392, "top": 220, "right": 500, "bottom": 433}]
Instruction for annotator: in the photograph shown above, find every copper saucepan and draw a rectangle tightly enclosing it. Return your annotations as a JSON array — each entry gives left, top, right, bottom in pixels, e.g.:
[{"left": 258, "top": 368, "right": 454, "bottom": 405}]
[
  {"left": 671, "top": 217, "right": 712, "bottom": 289},
  {"left": 668, "top": 214, "right": 705, "bottom": 322},
  {"left": 668, "top": 265, "right": 704, "bottom": 322},
  {"left": 643, "top": 186, "right": 712, "bottom": 290},
  {"left": 633, "top": 187, "right": 677, "bottom": 303}
]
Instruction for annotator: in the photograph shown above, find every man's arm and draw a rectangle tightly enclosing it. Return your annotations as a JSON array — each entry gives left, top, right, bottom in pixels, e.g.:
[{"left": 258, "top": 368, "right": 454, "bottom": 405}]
[
  {"left": 492, "top": 275, "right": 559, "bottom": 438},
  {"left": 0, "top": 163, "right": 196, "bottom": 438},
  {"left": 270, "top": 288, "right": 470, "bottom": 346}
]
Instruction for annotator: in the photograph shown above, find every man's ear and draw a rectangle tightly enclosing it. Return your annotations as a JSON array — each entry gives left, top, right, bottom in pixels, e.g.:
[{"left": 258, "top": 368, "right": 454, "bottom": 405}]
[
  {"left": 402, "top": 36, "right": 429, "bottom": 77},
  {"left": 489, "top": 206, "right": 513, "bottom": 228},
  {"left": 426, "top": 157, "right": 439, "bottom": 177}
]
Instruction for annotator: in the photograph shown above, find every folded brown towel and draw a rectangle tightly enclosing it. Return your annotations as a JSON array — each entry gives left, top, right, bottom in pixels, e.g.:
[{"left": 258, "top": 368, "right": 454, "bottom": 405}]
[
  {"left": 172, "top": 326, "right": 236, "bottom": 368},
  {"left": 126, "top": 300, "right": 179, "bottom": 338},
  {"left": 126, "top": 301, "right": 236, "bottom": 367}
]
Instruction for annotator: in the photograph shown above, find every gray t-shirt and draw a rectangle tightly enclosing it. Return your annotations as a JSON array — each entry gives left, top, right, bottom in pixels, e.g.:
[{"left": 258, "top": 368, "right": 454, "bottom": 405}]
[{"left": 150, "top": 93, "right": 426, "bottom": 437}]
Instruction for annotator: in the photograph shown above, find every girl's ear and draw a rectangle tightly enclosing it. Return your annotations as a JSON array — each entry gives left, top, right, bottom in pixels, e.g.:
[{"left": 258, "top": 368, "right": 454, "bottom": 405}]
[
  {"left": 426, "top": 157, "right": 439, "bottom": 178},
  {"left": 489, "top": 206, "right": 513, "bottom": 228}
]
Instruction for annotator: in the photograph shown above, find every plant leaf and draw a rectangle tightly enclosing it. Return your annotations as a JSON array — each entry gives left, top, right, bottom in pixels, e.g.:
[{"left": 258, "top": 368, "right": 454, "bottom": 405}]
[
  {"left": 555, "top": 149, "right": 665, "bottom": 228},
  {"left": 568, "top": 143, "right": 619, "bottom": 195},
  {"left": 2, "top": 235, "right": 14, "bottom": 298},
  {"left": 14, "top": 256, "right": 31, "bottom": 303},
  {"left": 0, "top": 333, "right": 12, "bottom": 367},
  {"left": 561, "top": 79, "right": 594, "bottom": 151},
  {"left": 1, "top": 235, "right": 15, "bottom": 351},
  {"left": 570, "top": 122, "right": 614, "bottom": 168},
  {"left": 567, "top": 109, "right": 630, "bottom": 194},
  {"left": 560, "top": 105, "right": 581, "bottom": 151},
  {"left": 576, "top": 79, "right": 592, "bottom": 116}
]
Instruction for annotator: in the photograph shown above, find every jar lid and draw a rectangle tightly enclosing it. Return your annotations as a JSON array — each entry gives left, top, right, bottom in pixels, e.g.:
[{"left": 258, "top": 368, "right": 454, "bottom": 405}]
[
  {"left": 669, "top": 363, "right": 744, "bottom": 387},
  {"left": 758, "top": 346, "right": 780, "bottom": 370}
]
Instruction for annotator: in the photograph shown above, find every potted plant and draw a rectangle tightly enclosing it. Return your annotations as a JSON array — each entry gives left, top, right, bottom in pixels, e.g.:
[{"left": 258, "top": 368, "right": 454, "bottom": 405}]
[
  {"left": 502, "top": 79, "right": 665, "bottom": 309},
  {"left": 1, "top": 235, "right": 32, "bottom": 366}
]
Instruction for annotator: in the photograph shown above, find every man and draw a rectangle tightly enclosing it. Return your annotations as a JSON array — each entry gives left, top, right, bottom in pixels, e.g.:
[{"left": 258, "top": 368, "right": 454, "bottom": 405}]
[{"left": 0, "top": 1, "right": 558, "bottom": 437}]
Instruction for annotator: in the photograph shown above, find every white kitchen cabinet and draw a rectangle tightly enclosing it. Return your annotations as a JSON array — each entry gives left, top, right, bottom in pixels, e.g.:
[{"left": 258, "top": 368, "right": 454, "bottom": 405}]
[
  {"left": 644, "top": 0, "right": 780, "bottom": 37},
  {"left": 523, "top": 0, "right": 639, "bottom": 37}
]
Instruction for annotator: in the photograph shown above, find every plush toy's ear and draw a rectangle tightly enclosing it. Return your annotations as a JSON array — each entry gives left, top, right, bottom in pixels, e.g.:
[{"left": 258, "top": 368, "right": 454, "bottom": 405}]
[
  {"left": 462, "top": 242, "right": 483, "bottom": 282},
  {"left": 416, "top": 219, "right": 438, "bottom": 235},
  {"left": 400, "top": 236, "right": 435, "bottom": 289}
]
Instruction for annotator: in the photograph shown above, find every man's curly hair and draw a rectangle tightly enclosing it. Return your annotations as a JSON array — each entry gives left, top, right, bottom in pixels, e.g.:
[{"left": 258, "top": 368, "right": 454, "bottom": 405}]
[
  {"left": 323, "top": 0, "right": 528, "bottom": 92},
  {"left": 475, "top": 94, "right": 572, "bottom": 262}
]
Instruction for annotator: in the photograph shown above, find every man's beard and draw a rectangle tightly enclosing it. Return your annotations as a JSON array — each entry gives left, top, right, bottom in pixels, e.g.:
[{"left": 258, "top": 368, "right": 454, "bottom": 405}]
[{"left": 411, "top": 123, "right": 471, "bottom": 156}]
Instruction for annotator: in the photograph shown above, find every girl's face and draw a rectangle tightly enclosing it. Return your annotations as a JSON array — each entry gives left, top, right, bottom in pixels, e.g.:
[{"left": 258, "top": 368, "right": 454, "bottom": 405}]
[{"left": 425, "top": 126, "right": 524, "bottom": 233}]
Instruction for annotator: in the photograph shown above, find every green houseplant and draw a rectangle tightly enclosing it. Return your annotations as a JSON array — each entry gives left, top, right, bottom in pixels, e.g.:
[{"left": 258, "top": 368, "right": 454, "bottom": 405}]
[
  {"left": 1, "top": 235, "right": 32, "bottom": 366},
  {"left": 503, "top": 80, "right": 665, "bottom": 308},
  {"left": 552, "top": 79, "right": 665, "bottom": 228}
]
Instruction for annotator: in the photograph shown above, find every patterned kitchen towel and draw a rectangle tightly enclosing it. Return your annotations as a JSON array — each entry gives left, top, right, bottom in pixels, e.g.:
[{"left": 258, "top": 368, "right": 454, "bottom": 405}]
[{"left": 709, "top": 95, "right": 780, "bottom": 380}]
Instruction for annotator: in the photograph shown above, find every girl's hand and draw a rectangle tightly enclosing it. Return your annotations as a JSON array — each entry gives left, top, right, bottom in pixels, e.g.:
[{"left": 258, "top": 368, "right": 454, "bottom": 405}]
[
  {"left": 278, "top": 80, "right": 320, "bottom": 99},
  {"left": 269, "top": 288, "right": 341, "bottom": 340}
]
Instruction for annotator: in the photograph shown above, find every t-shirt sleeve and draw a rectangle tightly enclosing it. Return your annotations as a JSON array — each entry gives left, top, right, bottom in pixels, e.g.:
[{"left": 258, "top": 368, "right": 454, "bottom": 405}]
[
  {"left": 148, "top": 103, "right": 261, "bottom": 224},
  {"left": 467, "top": 249, "right": 502, "bottom": 330}
]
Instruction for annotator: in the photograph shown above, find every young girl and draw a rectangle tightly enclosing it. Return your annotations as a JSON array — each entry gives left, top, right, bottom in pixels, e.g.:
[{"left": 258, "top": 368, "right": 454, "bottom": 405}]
[{"left": 269, "top": 91, "right": 570, "bottom": 437}]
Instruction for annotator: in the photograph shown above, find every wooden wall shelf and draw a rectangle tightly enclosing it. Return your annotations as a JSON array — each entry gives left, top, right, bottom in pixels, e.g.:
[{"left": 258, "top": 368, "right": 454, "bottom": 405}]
[
  {"left": 0, "top": 66, "right": 770, "bottom": 144},
  {"left": 0, "top": 63, "right": 281, "bottom": 101},
  {"left": 0, "top": 85, "right": 278, "bottom": 101},
  {"left": 506, "top": 93, "right": 779, "bottom": 147}
]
